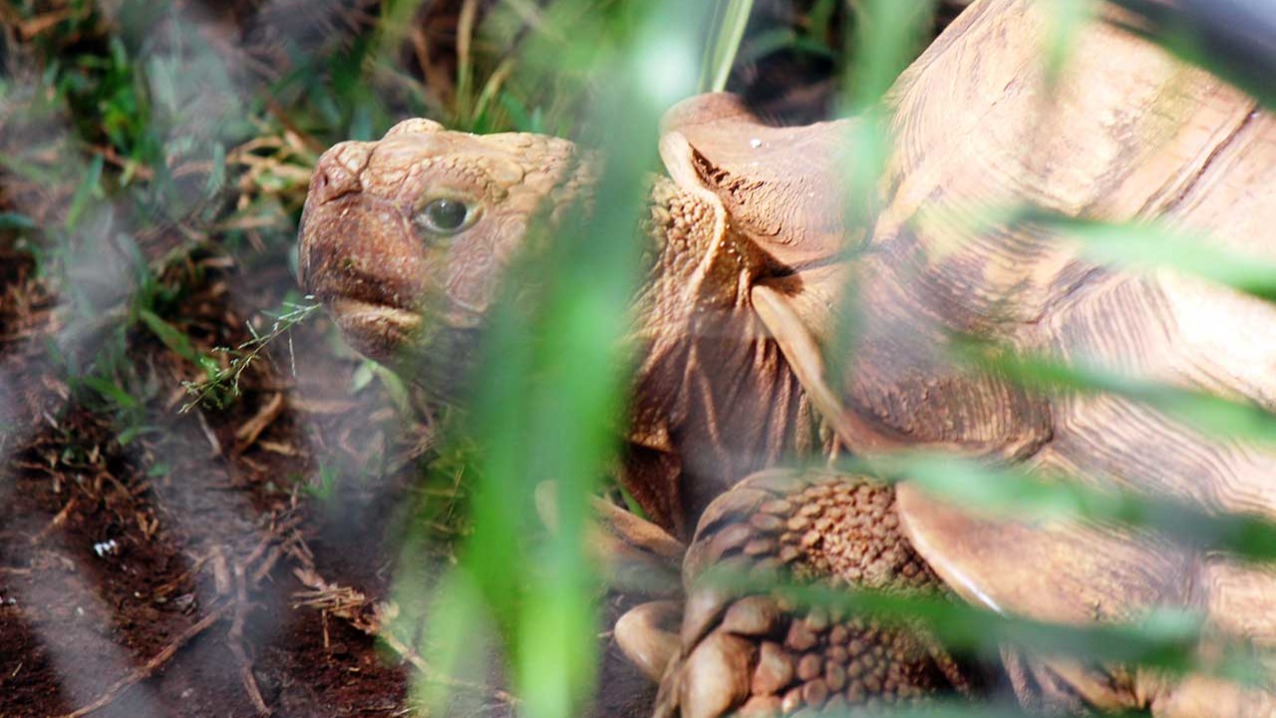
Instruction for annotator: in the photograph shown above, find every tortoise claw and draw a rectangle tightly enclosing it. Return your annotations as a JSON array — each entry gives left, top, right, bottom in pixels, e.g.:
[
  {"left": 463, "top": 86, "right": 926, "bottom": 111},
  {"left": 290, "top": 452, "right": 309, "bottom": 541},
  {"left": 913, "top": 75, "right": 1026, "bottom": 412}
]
[{"left": 616, "top": 600, "right": 684, "bottom": 683}]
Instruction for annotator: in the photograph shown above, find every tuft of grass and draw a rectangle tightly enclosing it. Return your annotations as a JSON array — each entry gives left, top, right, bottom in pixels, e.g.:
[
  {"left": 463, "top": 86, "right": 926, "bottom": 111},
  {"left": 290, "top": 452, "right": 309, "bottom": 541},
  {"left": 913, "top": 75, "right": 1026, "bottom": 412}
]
[{"left": 180, "top": 299, "right": 321, "bottom": 412}]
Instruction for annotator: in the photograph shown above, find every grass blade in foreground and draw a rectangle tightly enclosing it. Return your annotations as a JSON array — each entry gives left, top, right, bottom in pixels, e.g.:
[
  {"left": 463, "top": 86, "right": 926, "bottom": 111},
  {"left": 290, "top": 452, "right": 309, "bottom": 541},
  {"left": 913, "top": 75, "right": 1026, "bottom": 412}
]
[
  {"left": 700, "top": 0, "right": 756, "bottom": 93},
  {"left": 399, "top": 2, "right": 713, "bottom": 716}
]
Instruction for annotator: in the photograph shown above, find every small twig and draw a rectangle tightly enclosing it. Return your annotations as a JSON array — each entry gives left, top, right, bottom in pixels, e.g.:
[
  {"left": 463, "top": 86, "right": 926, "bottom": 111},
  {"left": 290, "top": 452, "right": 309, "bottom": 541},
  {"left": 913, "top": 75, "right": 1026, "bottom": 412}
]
[
  {"left": 17, "top": 7, "right": 72, "bottom": 39},
  {"left": 63, "top": 528, "right": 293, "bottom": 718},
  {"left": 195, "top": 410, "right": 224, "bottom": 457},
  {"left": 30, "top": 497, "right": 79, "bottom": 545},
  {"left": 53, "top": 605, "right": 229, "bottom": 718},
  {"left": 289, "top": 565, "right": 520, "bottom": 708},
  {"left": 228, "top": 562, "right": 270, "bottom": 715},
  {"left": 250, "top": 545, "right": 286, "bottom": 586},
  {"left": 233, "top": 392, "right": 286, "bottom": 456},
  {"left": 150, "top": 555, "right": 209, "bottom": 599}
]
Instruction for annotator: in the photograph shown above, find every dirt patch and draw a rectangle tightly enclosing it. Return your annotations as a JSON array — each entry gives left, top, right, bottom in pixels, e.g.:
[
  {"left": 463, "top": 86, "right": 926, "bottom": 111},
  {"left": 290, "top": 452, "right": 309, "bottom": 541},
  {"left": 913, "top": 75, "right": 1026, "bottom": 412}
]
[{"left": 0, "top": 244, "right": 427, "bottom": 718}]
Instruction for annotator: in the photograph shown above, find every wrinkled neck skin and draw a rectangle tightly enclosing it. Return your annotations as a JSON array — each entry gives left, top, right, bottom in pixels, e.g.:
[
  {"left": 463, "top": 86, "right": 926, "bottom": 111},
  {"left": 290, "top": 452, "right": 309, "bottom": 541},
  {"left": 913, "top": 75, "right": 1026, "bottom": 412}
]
[{"left": 625, "top": 177, "right": 823, "bottom": 538}]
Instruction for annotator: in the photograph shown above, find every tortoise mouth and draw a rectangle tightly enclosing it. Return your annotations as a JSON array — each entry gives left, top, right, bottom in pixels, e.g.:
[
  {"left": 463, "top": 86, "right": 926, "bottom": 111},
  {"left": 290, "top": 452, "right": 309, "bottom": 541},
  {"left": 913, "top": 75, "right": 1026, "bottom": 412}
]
[
  {"left": 318, "top": 294, "right": 478, "bottom": 404},
  {"left": 324, "top": 296, "right": 423, "bottom": 360}
]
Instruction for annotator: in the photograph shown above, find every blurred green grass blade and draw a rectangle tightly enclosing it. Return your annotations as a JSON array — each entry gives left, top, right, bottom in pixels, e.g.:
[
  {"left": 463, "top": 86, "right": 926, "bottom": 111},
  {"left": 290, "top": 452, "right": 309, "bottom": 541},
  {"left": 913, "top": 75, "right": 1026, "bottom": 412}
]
[
  {"left": 928, "top": 203, "right": 1276, "bottom": 302},
  {"left": 410, "top": 569, "right": 506, "bottom": 716},
  {"left": 699, "top": 0, "right": 755, "bottom": 93},
  {"left": 1041, "top": 0, "right": 1097, "bottom": 85},
  {"left": 1018, "top": 208, "right": 1276, "bottom": 302},
  {"left": 465, "top": 293, "right": 535, "bottom": 627},
  {"left": 829, "top": 0, "right": 937, "bottom": 380},
  {"left": 0, "top": 212, "right": 36, "bottom": 230},
  {"left": 859, "top": 452, "right": 1276, "bottom": 563},
  {"left": 455, "top": 0, "right": 480, "bottom": 125},
  {"left": 65, "top": 153, "right": 105, "bottom": 230},
  {"left": 426, "top": 2, "right": 713, "bottom": 715},
  {"left": 959, "top": 339, "right": 1276, "bottom": 447},
  {"left": 807, "top": 0, "right": 837, "bottom": 41},
  {"left": 846, "top": 0, "right": 936, "bottom": 108},
  {"left": 702, "top": 568, "right": 1276, "bottom": 691},
  {"left": 697, "top": 567, "right": 1214, "bottom": 673}
]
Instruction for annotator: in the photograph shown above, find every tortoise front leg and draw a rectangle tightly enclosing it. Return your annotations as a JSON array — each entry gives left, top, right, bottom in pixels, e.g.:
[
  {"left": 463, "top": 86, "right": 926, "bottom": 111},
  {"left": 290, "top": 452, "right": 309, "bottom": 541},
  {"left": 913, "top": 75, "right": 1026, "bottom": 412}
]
[{"left": 650, "top": 469, "right": 979, "bottom": 718}]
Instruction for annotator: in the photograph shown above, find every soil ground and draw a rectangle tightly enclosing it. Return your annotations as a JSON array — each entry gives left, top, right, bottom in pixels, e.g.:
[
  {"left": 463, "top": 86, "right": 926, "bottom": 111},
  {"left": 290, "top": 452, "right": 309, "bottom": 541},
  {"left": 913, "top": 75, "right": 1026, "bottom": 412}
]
[{"left": 0, "top": 245, "right": 427, "bottom": 718}]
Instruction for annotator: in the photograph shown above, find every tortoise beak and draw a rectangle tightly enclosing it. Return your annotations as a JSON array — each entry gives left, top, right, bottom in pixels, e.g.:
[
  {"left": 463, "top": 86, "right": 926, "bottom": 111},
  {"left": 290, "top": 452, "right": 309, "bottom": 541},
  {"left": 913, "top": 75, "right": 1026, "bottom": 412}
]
[{"left": 299, "top": 143, "right": 430, "bottom": 361}]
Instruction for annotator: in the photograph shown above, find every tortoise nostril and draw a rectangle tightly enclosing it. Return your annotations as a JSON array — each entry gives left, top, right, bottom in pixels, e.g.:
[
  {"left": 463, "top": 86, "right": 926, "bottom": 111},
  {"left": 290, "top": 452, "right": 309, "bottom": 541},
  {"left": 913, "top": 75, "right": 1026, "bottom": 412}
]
[{"left": 310, "top": 143, "right": 369, "bottom": 204}]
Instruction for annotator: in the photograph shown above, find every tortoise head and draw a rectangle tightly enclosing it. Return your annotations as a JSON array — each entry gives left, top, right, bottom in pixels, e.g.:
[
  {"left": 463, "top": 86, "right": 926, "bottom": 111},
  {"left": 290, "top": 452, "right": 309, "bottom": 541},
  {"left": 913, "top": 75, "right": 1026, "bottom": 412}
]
[{"left": 298, "top": 119, "right": 585, "bottom": 400}]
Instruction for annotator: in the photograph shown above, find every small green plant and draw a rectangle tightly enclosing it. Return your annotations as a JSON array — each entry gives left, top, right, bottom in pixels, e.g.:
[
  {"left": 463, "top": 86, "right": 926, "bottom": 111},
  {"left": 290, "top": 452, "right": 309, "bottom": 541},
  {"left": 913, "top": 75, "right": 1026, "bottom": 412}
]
[
  {"left": 301, "top": 462, "right": 341, "bottom": 502},
  {"left": 181, "top": 299, "right": 322, "bottom": 412}
]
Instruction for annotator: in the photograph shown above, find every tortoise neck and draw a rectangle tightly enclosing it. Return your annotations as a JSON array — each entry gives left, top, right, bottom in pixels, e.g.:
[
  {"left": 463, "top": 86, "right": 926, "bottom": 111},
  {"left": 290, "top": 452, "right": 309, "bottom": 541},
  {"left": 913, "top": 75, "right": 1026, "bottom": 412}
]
[
  {"left": 621, "top": 178, "right": 824, "bottom": 537},
  {"left": 639, "top": 176, "right": 764, "bottom": 308}
]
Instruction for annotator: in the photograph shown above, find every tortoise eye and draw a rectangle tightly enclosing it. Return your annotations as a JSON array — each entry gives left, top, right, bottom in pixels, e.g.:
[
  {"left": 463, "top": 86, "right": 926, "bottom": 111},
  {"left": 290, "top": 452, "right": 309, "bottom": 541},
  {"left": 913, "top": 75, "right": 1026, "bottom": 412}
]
[{"left": 417, "top": 198, "right": 474, "bottom": 235}]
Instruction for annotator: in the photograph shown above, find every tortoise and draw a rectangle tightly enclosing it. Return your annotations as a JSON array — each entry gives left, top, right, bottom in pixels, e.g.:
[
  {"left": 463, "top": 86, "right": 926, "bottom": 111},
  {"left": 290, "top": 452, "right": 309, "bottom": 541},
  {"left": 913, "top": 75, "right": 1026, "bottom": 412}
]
[{"left": 296, "top": 0, "right": 1276, "bottom": 715}]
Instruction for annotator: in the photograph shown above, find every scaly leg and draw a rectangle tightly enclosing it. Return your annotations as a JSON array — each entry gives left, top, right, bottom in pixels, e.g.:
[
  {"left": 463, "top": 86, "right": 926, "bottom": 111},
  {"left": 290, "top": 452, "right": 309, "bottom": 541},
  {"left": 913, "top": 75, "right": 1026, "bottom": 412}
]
[{"left": 648, "top": 468, "right": 979, "bottom": 717}]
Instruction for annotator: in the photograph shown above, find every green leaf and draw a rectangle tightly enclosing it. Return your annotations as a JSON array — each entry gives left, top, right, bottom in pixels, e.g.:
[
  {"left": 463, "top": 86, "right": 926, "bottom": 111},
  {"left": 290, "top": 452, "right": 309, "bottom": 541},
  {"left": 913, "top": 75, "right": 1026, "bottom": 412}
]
[
  {"left": 960, "top": 340, "right": 1276, "bottom": 447},
  {"left": 137, "top": 308, "right": 203, "bottom": 366},
  {"left": 860, "top": 452, "right": 1276, "bottom": 563},
  {"left": 65, "top": 153, "right": 105, "bottom": 231},
  {"left": 1041, "top": 0, "right": 1097, "bottom": 86},
  {"left": 371, "top": 362, "right": 413, "bottom": 415},
  {"left": 80, "top": 374, "right": 140, "bottom": 411},
  {"left": 1023, "top": 209, "right": 1276, "bottom": 302},
  {"left": 699, "top": 0, "right": 755, "bottom": 93},
  {"left": 0, "top": 213, "right": 36, "bottom": 230},
  {"left": 350, "top": 361, "right": 376, "bottom": 393},
  {"left": 118, "top": 423, "right": 161, "bottom": 445}
]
